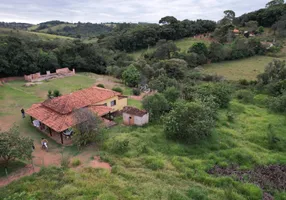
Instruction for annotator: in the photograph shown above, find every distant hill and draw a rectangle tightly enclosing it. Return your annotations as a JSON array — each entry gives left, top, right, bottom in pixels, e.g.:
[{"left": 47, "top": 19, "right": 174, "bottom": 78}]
[
  {"left": 0, "top": 22, "right": 33, "bottom": 30},
  {"left": 0, "top": 27, "right": 74, "bottom": 41},
  {"left": 29, "top": 20, "right": 113, "bottom": 38}
]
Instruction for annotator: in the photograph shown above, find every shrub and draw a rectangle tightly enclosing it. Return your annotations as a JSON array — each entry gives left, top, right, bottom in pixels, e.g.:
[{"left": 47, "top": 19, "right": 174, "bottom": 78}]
[
  {"left": 235, "top": 89, "right": 254, "bottom": 103},
  {"left": 97, "top": 84, "right": 105, "bottom": 88},
  {"left": 145, "top": 156, "right": 164, "bottom": 170},
  {"left": 268, "top": 94, "right": 286, "bottom": 113},
  {"left": 195, "top": 83, "right": 233, "bottom": 108},
  {"left": 112, "top": 87, "right": 123, "bottom": 93},
  {"left": 53, "top": 89, "right": 61, "bottom": 97},
  {"left": 142, "top": 93, "right": 170, "bottom": 120},
  {"left": 226, "top": 111, "right": 235, "bottom": 122},
  {"left": 164, "top": 101, "right": 215, "bottom": 143},
  {"left": 132, "top": 88, "right": 141, "bottom": 96},
  {"left": 163, "top": 86, "right": 180, "bottom": 103},
  {"left": 111, "top": 139, "right": 129, "bottom": 154},
  {"left": 253, "top": 94, "right": 269, "bottom": 107},
  {"left": 71, "top": 159, "right": 81, "bottom": 167},
  {"left": 122, "top": 64, "right": 141, "bottom": 87}
]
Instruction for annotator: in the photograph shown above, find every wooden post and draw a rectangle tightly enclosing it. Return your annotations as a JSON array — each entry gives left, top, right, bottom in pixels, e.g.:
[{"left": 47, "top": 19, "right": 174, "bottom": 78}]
[
  {"left": 60, "top": 132, "right": 63, "bottom": 144},
  {"left": 49, "top": 127, "right": 52, "bottom": 136},
  {"left": 30, "top": 116, "right": 33, "bottom": 123}
]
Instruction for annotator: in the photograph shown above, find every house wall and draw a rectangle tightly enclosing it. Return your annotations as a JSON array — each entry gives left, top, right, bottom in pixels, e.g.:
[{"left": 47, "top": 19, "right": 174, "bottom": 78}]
[
  {"left": 123, "top": 113, "right": 149, "bottom": 126},
  {"left": 134, "top": 113, "right": 149, "bottom": 126},
  {"left": 97, "top": 96, "right": 127, "bottom": 112}
]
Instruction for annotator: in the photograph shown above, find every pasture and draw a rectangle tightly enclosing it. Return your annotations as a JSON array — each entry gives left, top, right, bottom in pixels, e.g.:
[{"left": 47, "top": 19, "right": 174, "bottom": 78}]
[
  {"left": 203, "top": 56, "right": 279, "bottom": 80},
  {"left": 130, "top": 37, "right": 211, "bottom": 59},
  {"left": 0, "top": 28, "right": 73, "bottom": 40},
  {"left": 1, "top": 74, "right": 286, "bottom": 199}
]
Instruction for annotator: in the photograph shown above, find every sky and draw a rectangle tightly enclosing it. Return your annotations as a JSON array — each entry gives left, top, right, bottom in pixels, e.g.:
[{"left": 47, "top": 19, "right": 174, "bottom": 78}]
[{"left": 0, "top": 0, "right": 270, "bottom": 24}]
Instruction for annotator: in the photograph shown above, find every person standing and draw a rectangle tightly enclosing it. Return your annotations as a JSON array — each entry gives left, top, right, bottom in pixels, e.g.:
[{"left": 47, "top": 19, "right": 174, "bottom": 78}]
[{"left": 21, "top": 108, "right": 25, "bottom": 118}]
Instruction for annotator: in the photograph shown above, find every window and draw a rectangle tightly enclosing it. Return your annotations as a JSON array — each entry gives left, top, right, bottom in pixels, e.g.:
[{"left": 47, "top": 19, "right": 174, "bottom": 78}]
[
  {"left": 103, "top": 103, "right": 107, "bottom": 106},
  {"left": 111, "top": 100, "right": 116, "bottom": 107}
]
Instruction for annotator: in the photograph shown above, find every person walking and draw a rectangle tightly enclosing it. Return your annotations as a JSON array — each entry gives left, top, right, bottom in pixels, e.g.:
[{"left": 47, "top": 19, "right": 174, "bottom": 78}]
[{"left": 21, "top": 108, "right": 25, "bottom": 118}]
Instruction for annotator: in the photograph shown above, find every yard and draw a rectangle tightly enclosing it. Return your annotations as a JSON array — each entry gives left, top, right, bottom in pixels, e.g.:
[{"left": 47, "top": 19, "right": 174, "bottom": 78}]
[
  {"left": 0, "top": 73, "right": 141, "bottom": 180},
  {"left": 203, "top": 56, "right": 281, "bottom": 80}
]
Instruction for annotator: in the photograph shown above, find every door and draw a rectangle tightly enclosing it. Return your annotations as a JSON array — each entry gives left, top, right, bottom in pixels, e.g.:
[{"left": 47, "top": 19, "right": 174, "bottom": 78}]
[{"left": 129, "top": 115, "right": 134, "bottom": 125}]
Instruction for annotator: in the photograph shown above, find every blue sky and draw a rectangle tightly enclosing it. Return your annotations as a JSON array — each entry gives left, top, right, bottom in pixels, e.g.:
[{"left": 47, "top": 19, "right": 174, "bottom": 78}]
[{"left": 0, "top": 0, "right": 270, "bottom": 24}]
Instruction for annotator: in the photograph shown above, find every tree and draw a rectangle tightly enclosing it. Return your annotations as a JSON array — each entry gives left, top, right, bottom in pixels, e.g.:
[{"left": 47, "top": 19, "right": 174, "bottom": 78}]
[
  {"left": 188, "top": 42, "right": 208, "bottom": 56},
  {"left": 73, "top": 108, "right": 104, "bottom": 149},
  {"left": 142, "top": 93, "right": 170, "bottom": 120},
  {"left": 266, "top": 0, "right": 284, "bottom": 8},
  {"left": 0, "top": 125, "right": 33, "bottom": 167},
  {"left": 122, "top": 64, "right": 141, "bottom": 87},
  {"left": 164, "top": 101, "right": 215, "bottom": 143},
  {"left": 245, "top": 21, "right": 258, "bottom": 32},
  {"left": 257, "top": 60, "right": 286, "bottom": 84},
  {"left": 159, "top": 16, "right": 178, "bottom": 25},
  {"left": 163, "top": 86, "right": 181, "bottom": 103},
  {"left": 153, "top": 40, "right": 179, "bottom": 60},
  {"left": 258, "top": 26, "right": 265, "bottom": 34},
  {"left": 224, "top": 10, "right": 236, "bottom": 22}
]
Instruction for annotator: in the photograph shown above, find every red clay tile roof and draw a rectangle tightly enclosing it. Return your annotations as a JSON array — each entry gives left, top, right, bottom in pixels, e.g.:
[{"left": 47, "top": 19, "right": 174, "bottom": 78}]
[
  {"left": 26, "top": 104, "right": 112, "bottom": 132},
  {"left": 43, "top": 86, "right": 120, "bottom": 114},
  {"left": 26, "top": 86, "right": 118, "bottom": 132},
  {"left": 122, "top": 106, "right": 148, "bottom": 117}
]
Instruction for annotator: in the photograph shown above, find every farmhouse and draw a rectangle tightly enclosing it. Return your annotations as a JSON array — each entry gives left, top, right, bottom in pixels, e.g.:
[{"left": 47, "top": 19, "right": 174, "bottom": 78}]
[
  {"left": 122, "top": 106, "right": 149, "bottom": 126},
  {"left": 26, "top": 86, "right": 127, "bottom": 144}
]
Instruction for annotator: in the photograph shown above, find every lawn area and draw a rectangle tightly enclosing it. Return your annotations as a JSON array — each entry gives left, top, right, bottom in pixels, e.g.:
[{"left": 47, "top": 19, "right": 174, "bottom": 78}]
[
  {"left": 1, "top": 100, "right": 286, "bottom": 199},
  {"left": 129, "top": 37, "right": 211, "bottom": 59},
  {"left": 203, "top": 56, "right": 280, "bottom": 81}
]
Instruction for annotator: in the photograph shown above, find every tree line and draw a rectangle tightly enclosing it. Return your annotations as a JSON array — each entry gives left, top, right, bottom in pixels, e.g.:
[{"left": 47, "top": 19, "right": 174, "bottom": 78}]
[
  {"left": 0, "top": 36, "right": 133, "bottom": 77},
  {"left": 98, "top": 16, "right": 216, "bottom": 52}
]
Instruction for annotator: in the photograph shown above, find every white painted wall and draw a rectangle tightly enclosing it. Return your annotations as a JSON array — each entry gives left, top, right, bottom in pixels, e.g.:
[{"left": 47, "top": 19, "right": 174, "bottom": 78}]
[{"left": 123, "top": 112, "right": 149, "bottom": 126}]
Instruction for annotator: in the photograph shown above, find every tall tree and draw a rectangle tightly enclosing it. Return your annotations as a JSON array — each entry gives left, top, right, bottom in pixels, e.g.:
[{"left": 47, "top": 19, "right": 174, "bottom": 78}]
[
  {"left": 0, "top": 125, "right": 33, "bottom": 167},
  {"left": 266, "top": 0, "right": 284, "bottom": 8}
]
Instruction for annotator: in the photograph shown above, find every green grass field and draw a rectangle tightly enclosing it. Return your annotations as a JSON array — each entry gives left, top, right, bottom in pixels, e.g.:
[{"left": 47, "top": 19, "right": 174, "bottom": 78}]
[
  {"left": 0, "top": 28, "right": 73, "bottom": 40},
  {"left": 130, "top": 37, "right": 211, "bottom": 59},
  {"left": 1, "top": 74, "right": 286, "bottom": 199},
  {"left": 1, "top": 98, "right": 286, "bottom": 199},
  {"left": 203, "top": 56, "right": 281, "bottom": 80}
]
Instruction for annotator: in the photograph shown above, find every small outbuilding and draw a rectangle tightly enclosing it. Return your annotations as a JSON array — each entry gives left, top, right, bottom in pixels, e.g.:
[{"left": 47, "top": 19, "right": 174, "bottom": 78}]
[{"left": 122, "top": 106, "right": 149, "bottom": 126}]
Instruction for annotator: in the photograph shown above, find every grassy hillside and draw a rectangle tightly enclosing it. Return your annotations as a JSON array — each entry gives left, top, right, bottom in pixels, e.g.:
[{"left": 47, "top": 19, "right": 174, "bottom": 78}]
[
  {"left": 0, "top": 28, "right": 74, "bottom": 40},
  {"left": 38, "top": 23, "right": 77, "bottom": 33},
  {"left": 1, "top": 98, "right": 286, "bottom": 199},
  {"left": 203, "top": 56, "right": 281, "bottom": 81},
  {"left": 129, "top": 37, "right": 211, "bottom": 59}
]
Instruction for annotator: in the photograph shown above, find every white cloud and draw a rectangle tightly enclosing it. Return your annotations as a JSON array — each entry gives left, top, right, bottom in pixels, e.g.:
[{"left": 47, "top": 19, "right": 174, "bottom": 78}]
[{"left": 0, "top": 0, "right": 270, "bottom": 24}]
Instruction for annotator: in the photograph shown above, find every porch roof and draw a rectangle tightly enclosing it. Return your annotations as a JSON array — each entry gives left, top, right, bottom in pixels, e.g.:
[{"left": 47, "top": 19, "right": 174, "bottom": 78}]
[{"left": 26, "top": 104, "right": 112, "bottom": 132}]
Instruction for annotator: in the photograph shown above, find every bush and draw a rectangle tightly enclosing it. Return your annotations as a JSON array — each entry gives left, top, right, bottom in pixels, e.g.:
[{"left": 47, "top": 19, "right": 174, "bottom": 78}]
[
  {"left": 226, "top": 111, "right": 235, "bottom": 122},
  {"left": 111, "top": 139, "right": 129, "bottom": 154},
  {"left": 268, "top": 94, "right": 286, "bottom": 113},
  {"left": 71, "top": 159, "right": 81, "bottom": 167},
  {"left": 142, "top": 93, "right": 170, "bottom": 121},
  {"left": 235, "top": 89, "right": 254, "bottom": 103},
  {"left": 163, "top": 86, "right": 180, "bottom": 103},
  {"left": 145, "top": 156, "right": 164, "bottom": 170},
  {"left": 253, "top": 94, "right": 269, "bottom": 107},
  {"left": 122, "top": 64, "right": 141, "bottom": 87},
  {"left": 195, "top": 83, "right": 233, "bottom": 108},
  {"left": 164, "top": 101, "right": 215, "bottom": 143},
  {"left": 132, "top": 88, "right": 141, "bottom": 96},
  {"left": 112, "top": 87, "right": 123, "bottom": 93},
  {"left": 97, "top": 84, "right": 105, "bottom": 88}
]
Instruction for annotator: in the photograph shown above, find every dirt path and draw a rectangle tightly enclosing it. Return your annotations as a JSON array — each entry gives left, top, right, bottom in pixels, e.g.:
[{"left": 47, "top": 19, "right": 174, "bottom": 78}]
[{"left": 0, "top": 164, "right": 40, "bottom": 187}]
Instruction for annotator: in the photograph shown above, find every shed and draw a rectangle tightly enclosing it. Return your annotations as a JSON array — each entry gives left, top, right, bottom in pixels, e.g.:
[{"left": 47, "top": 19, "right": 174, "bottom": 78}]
[{"left": 122, "top": 106, "right": 149, "bottom": 126}]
